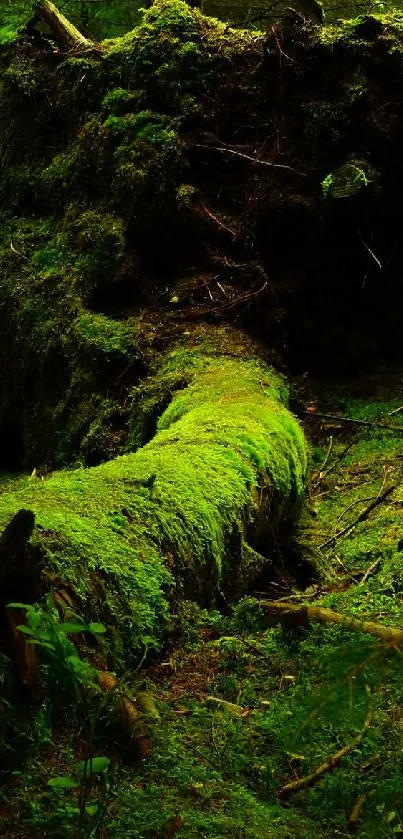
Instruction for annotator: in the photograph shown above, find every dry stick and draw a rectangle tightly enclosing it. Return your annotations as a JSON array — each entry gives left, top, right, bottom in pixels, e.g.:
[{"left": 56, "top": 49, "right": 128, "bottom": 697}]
[
  {"left": 335, "top": 494, "right": 377, "bottom": 525},
  {"left": 182, "top": 281, "right": 268, "bottom": 319},
  {"left": 312, "top": 432, "right": 368, "bottom": 491},
  {"left": 311, "top": 435, "right": 333, "bottom": 490},
  {"left": 260, "top": 600, "right": 403, "bottom": 643},
  {"left": 270, "top": 24, "right": 298, "bottom": 66},
  {"left": 200, "top": 202, "right": 239, "bottom": 238},
  {"left": 309, "top": 411, "right": 385, "bottom": 494},
  {"left": 194, "top": 144, "right": 307, "bottom": 177},
  {"left": 305, "top": 411, "right": 403, "bottom": 433},
  {"left": 318, "top": 484, "right": 396, "bottom": 551},
  {"left": 310, "top": 407, "right": 403, "bottom": 493},
  {"left": 359, "top": 558, "right": 381, "bottom": 586},
  {"left": 278, "top": 701, "right": 373, "bottom": 799},
  {"left": 358, "top": 228, "right": 382, "bottom": 269}
]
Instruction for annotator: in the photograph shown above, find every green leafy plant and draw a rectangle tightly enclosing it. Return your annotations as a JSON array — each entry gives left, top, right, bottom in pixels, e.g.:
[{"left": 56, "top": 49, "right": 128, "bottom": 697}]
[{"left": 7, "top": 598, "right": 111, "bottom": 837}]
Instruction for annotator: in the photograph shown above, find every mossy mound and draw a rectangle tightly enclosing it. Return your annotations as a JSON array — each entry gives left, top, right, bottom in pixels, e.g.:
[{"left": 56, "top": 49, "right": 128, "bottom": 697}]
[
  {"left": 0, "top": 340, "right": 306, "bottom": 665},
  {"left": 3, "top": 1, "right": 403, "bottom": 460}
]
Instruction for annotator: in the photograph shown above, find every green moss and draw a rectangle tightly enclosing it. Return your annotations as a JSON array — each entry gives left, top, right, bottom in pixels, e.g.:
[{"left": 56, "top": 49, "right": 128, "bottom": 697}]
[
  {"left": 101, "top": 87, "right": 143, "bottom": 115},
  {"left": 0, "top": 25, "right": 18, "bottom": 45},
  {"left": 0, "top": 213, "right": 142, "bottom": 467},
  {"left": 73, "top": 313, "right": 135, "bottom": 359},
  {"left": 321, "top": 159, "right": 379, "bottom": 199}
]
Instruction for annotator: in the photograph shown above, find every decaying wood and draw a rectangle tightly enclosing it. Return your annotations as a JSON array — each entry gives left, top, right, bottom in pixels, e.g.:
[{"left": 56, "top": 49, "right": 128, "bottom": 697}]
[
  {"left": 260, "top": 600, "right": 403, "bottom": 643},
  {"left": 278, "top": 699, "right": 373, "bottom": 798},
  {"left": 98, "top": 672, "right": 152, "bottom": 758},
  {"left": 35, "top": 0, "right": 95, "bottom": 51},
  {"left": 0, "top": 507, "right": 153, "bottom": 757},
  {"left": 0, "top": 509, "right": 42, "bottom": 693}
]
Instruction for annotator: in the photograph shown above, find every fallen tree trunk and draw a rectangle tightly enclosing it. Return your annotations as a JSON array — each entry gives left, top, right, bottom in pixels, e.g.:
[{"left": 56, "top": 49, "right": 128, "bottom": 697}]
[
  {"left": 261, "top": 600, "right": 403, "bottom": 643},
  {"left": 0, "top": 340, "right": 307, "bottom": 667},
  {"left": 35, "top": 0, "right": 95, "bottom": 51}
]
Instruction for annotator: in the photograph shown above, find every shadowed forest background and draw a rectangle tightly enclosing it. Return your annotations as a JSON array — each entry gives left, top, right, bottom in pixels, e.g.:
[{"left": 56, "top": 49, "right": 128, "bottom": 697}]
[{"left": 0, "top": 0, "right": 398, "bottom": 38}]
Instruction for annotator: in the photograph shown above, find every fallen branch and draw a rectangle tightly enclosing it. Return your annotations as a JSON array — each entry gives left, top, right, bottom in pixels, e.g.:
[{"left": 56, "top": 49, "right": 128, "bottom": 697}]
[
  {"left": 348, "top": 789, "right": 376, "bottom": 827},
  {"left": 278, "top": 697, "right": 373, "bottom": 798},
  {"left": 260, "top": 599, "right": 403, "bottom": 643},
  {"left": 318, "top": 484, "right": 396, "bottom": 551},
  {"left": 34, "top": 0, "right": 95, "bottom": 51}
]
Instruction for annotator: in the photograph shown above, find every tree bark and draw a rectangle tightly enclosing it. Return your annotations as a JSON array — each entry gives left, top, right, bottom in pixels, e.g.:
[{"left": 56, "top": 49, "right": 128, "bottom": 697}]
[{"left": 36, "top": 0, "right": 95, "bottom": 51}]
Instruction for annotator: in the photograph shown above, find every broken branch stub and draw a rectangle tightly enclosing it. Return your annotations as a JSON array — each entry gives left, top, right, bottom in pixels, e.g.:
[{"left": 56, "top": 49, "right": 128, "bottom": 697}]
[{"left": 36, "top": 0, "right": 95, "bottom": 51}]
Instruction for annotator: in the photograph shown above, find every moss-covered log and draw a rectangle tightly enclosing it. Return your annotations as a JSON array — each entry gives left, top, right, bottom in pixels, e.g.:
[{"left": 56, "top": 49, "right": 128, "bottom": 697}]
[{"left": 0, "top": 340, "right": 306, "bottom": 665}]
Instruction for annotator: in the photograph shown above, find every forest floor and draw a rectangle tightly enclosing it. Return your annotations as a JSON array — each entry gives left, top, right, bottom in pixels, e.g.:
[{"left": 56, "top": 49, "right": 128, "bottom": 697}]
[{"left": 3, "top": 367, "right": 403, "bottom": 839}]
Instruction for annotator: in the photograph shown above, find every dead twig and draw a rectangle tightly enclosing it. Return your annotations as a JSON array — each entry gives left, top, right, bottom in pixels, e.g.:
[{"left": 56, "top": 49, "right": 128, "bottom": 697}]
[
  {"left": 335, "top": 494, "right": 377, "bottom": 525},
  {"left": 194, "top": 144, "right": 307, "bottom": 176},
  {"left": 312, "top": 436, "right": 333, "bottom": 490},
  {"left": 305, "top": 411, "right": 403, "bottom": 433},
  {"left": 200, "top": 202, "right": 239, "bottom": 238},
  {"left": 318, "top": 484, "right": 396, "bottom": 551},
  {"left": 359, "top": 558, "right": 381, "bottom": 585},
  {"left": 278, "top": 692, "right": 373, "bottom": 798},
  {"left": 270, "top": 24, "right": 298, "bottom": 66},
  {"left": 181, "top": 281, "right": 269, "bottom": 319},
  {"left": 358, "top": 228, "right": 382, "bottom": 269}
]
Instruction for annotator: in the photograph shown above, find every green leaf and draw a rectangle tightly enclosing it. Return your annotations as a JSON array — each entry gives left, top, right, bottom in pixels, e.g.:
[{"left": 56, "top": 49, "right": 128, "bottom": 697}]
[
  {"left": 88, "top": 622, "right": 106, "bottom": 635},
  {"left": 16, "top": 625, "right": 36, "bottom": 636},
  {"left": 75, "top": 756, "right": 110, "bottom": 778},
  {"left": 48, "top": 776, "right": 79, "bottom": 789},
  {"left": 85, "top": 804, "right": 99, "bottom": 816},
  {"left": 63, "top": 805, "right": 80, "bottom": 816},
  {"left": 6, "top": 602, "right": 30, "bottom": 609},
  {"left": 58, "top": 622, "right": 87, "bottom": 634}
]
